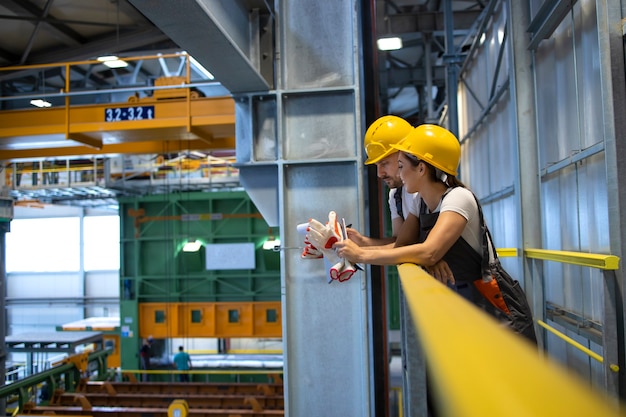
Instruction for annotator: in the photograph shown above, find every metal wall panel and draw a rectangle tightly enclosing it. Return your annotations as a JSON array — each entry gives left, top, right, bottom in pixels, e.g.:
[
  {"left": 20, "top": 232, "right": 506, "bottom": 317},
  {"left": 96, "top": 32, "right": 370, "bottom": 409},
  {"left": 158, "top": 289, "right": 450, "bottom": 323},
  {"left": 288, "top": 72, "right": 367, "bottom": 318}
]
[
  {"left": 7, "top": 273, "right": 83, "bottom": 298},
  {"left": 533, "top": 0, "right": 614, "bottom": 391},
  {"left": 458, "top": 1, "right": 519, "bottom": 255},
  {"left": 7, "top": 306, "right": 83, "bottom": 335},
  {"left": 574, "top": 2, "right": 603, "bottom": 149},
  {"left": 253, "top": 96, "right": 279, "bottom": 162},
  {"left": 86, "top": 271, "right": 120, "bottom": 299},
  {"left": 283, "top": 92, "right": 356, "bottom": 160},
  {"left": 457, "top": 0, "right": 625, "bottom": 394},
  {"left": 486, "top": 3, "right": 510, "bottom": 99},
  {"left": 281, "top": 2, "right": 355, "bottom": 89},
  {"left": 536, "top": 19, "right": 580, "bottom": 167}
]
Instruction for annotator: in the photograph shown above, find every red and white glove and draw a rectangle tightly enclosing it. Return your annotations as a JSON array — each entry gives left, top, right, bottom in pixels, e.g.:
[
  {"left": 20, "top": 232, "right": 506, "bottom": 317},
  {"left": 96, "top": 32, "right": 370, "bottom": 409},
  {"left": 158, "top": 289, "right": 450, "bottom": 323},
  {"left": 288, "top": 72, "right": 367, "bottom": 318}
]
[
  {"left": 329, "top": 259, "right": 357, "bottom": 282},
  {"left": 306, "top": 213, "right": 341, "bottom": 250},
  {"left": 301, "top": 235, "right": 323, "bottom": 259},
  {"left": 306, "top": 211, "right": 357, "bottom": 283}
]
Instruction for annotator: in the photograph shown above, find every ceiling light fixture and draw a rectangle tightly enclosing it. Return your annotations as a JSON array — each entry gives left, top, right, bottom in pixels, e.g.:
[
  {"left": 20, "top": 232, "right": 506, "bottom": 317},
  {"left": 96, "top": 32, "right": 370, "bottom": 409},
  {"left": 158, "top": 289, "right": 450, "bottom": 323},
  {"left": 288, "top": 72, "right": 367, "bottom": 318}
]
[
  {"left": 183, "top": 239, "right": 202, "bottom": 252},
  {"left": 97, "top": 55, "right": 128, "bottom": 69},
  {"left": 377, "top": 37, "right": 403, "bottom": 51},
  {"left": 30, "top": 99, "right": 51, "bottom": 108}
]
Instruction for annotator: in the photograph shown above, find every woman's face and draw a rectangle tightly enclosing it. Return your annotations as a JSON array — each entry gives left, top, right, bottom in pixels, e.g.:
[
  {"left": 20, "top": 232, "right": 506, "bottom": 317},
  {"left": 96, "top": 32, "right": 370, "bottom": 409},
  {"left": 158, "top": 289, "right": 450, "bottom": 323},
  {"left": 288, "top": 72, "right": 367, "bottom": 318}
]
[{"left": 397, "top": 152, "right": 420, "bottom": 193}]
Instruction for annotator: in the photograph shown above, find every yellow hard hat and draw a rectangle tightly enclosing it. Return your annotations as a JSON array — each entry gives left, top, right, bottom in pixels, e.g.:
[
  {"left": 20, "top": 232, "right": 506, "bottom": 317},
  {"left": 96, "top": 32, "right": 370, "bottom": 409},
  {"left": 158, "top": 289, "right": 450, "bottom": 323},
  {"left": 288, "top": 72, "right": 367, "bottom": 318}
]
[
  {"left": 391, "top": 124, "right": 461, "bottom": 176},
  {"left": 363, "top": 115, "right": 413, "bottom": 165}
]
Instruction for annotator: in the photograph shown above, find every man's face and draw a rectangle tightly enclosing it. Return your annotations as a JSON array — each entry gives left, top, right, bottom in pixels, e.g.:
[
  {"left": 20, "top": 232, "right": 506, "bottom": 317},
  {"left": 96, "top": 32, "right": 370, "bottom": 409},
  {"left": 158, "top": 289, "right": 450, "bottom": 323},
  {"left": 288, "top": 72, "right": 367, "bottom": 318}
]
[{"left": 375, "top": 152, "right": 403, "bottom": 189}]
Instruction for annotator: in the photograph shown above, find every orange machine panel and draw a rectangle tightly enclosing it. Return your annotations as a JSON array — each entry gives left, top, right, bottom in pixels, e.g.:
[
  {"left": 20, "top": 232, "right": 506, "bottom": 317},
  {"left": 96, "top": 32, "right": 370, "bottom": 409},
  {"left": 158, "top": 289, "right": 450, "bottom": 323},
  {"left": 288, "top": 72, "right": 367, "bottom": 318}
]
[
  {"left": 103, "top": 334, "right": 121, "bottom": 368},
  {"left": 215, "top": 303, "right": 254, "bottom": 338},
  {"left": 139, "top": 303, "right": 179, "bottom": 339},
  {"left": 139, "top": 302, "right": 282, "bottom": 338},
  {"left": 178, "top": 303, "right": 216, "bottom": 337}
]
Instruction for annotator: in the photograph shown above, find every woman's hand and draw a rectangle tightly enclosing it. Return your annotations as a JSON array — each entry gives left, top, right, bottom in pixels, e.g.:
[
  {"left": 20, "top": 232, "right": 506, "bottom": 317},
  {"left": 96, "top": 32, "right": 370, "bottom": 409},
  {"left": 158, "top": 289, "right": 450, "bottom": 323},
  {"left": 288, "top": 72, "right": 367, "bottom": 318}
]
[
  {"left": 426, "top": 259, "right": 455, "bottom": 286},
  {"left": 333, "top": 239, "right": 362, "bottom": 264}
]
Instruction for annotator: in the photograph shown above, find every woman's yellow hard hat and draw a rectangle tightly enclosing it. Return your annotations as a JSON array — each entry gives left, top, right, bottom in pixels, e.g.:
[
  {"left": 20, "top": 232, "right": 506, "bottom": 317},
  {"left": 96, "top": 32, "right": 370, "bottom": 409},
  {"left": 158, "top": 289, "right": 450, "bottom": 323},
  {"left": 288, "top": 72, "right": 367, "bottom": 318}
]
[{"left": 391, "top": 124, "right": 461, "bottom": 176}]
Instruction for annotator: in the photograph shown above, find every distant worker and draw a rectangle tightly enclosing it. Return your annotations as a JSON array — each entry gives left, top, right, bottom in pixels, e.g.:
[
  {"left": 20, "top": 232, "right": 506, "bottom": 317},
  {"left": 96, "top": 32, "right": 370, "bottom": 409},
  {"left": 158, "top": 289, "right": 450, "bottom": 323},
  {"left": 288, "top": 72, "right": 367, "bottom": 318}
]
[
  {"left": 139, "top": 336, "right": 153, "bottom": 382},
  {"left": 173, "top": 345, "right": 192, "bottom": 382}
]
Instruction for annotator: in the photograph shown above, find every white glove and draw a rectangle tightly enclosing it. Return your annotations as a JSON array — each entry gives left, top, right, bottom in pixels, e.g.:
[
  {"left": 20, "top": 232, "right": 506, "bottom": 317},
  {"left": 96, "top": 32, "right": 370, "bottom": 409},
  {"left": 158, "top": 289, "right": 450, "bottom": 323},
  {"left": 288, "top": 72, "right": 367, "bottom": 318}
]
[
  {"left": 301, "top": 235, "right": 323, "bottom": 259},
  {"left": 306, "top": 211, "right": 357, "bottom": 282},
  {"left": 329, "top": 259, "right": 357, "bottom": 282},
  {"left": 306, "top": 213, "right": 341, "bottom": 250}
]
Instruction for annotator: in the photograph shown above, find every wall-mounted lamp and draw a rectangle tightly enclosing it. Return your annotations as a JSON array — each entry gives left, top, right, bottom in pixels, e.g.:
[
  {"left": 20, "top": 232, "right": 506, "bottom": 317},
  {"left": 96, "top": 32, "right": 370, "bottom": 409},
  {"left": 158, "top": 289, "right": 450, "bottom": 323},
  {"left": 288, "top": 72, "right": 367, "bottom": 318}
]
[
  {"left": 263, "top": 237, "right": 280, "bottom": 251},
  {"left": 97, "top": 55, "right": 129, "bottom": 68},
  {"left": 30, "top": 99, "right": 51, "bottom": 108},
  {"left": 183, "top": 239, "right": 202, "bottom": 252},
  {"left": 263, "top": 228, "right": 280, "bottom": 251},
  {"left": 377, "top": 37, "right": 403, "bottom": 51}
]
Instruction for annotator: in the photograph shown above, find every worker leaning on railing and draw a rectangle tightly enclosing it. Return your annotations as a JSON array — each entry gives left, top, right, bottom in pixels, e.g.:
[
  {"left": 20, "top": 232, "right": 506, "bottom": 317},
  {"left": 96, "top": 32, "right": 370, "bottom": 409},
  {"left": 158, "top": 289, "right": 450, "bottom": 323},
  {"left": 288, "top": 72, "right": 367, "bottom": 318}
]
[{"left": 332, "top": 123, "right": 534, "bottom": 340}]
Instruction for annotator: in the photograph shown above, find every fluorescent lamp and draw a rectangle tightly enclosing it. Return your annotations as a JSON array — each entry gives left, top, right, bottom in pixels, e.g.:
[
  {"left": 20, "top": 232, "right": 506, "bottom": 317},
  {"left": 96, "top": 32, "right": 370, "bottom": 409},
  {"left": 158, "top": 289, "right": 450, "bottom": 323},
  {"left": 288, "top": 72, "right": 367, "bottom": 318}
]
[
  {"left": 30, "top": 99, "right": 51, "bottom": 108},
  {"left": 97, "top": 55, "right": 128, "bottom": 69},
  {"left": 183, "top": 239, "right": 202, "bottom": 252},
  {"left": 263, "top": 238, "right": 280, "bottom": 251},
  {"left": 377, "top": 37, "right": 403, "bottom": 51}
]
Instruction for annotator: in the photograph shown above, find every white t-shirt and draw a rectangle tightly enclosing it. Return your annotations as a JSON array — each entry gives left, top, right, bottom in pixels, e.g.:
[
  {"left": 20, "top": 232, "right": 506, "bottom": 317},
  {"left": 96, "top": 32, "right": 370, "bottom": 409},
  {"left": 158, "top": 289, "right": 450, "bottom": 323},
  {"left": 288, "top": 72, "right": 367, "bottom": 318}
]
[
  {"left": 388, "top": 187, "right": 420, "bottom": 221},
  {"left": 419, "top": 187, "right": 482, "bottom": 254}
]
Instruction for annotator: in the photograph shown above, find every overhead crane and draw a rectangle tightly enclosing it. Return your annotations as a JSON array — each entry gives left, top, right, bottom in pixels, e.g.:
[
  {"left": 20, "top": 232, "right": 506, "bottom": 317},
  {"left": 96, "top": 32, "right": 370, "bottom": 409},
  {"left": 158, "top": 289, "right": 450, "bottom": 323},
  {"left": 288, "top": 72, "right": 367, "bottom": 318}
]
[
  {"left": 0, "top": 53, "right": 239, "bottom": 204},
  {"left": 0, "top": 53, "right": 236, "bottom": 162},
  {"left": 0, "top": 94, "right": 236, "bottom": 161}
]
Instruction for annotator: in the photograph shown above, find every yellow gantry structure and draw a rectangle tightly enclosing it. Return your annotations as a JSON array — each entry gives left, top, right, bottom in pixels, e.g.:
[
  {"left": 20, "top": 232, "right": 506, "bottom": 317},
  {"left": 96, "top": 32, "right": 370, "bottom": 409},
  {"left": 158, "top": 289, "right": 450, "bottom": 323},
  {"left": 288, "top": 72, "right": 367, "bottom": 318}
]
[
  {"left": 0, "top": 96, "right": 236, "bottom": 160},
  {"left": 0, "top": 54, "right": 236, "bottom": 162}
]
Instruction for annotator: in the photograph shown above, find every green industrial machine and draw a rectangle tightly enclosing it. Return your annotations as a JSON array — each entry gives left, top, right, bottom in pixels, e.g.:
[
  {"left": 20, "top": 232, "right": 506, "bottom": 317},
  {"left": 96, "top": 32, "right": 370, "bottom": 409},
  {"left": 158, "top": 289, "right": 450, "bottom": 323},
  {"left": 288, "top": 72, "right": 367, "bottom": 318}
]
[{"left": 117, "top": 190, "right": 281, "bottom": 373}]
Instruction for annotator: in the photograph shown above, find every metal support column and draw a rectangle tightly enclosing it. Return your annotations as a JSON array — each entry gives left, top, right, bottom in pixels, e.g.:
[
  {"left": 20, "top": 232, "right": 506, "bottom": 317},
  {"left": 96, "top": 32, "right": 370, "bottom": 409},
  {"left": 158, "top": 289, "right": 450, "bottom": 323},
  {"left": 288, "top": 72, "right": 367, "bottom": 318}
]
[
  {"left": 596, "top": 0, "right": 626, "bottom": 401},
  {"left": 424, "top": 34, "right": 436, "bottom": 123},
  {"left": 508, "top": 0, "right": 543, "bottom": 344},
  {"left": 236, "top": 1, "right": 373, "bottom": 415},
  {"left": 443, "top": 0, "right": 460, "bottom": 135},
  {"left": 0, "top": 221, "right": 8, "bottom": 413},
  {"left": 400, "top": 285, "right": 428, "bottom": 417}
]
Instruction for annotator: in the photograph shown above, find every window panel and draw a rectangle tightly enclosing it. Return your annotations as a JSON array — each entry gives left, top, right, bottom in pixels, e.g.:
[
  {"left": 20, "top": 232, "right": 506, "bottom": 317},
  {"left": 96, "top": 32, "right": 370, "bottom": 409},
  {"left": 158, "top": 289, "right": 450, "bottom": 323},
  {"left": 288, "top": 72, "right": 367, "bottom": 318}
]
[
  {"left": 84, "top": 216, "right": 120, "bottom": 271},
  {"left": 6, "top": 218, "right": 80, "bottom": 272}
]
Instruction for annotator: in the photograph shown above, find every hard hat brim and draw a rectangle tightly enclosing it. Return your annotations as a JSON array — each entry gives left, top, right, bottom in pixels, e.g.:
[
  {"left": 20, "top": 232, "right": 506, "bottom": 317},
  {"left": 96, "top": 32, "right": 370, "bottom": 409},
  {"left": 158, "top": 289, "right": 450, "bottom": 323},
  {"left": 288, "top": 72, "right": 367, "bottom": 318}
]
[
  {"left": 364, "top": 147, "right": 397, "bottom": 165},
  {"left": 391, "top": 142, "right": 458, "bottom": 176}
]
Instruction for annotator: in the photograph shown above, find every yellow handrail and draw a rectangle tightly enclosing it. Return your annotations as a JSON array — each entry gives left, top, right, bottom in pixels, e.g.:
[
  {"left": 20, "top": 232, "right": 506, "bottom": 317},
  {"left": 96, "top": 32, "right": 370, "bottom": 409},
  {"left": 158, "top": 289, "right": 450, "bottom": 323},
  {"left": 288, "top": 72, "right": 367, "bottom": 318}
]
[
  {"left": 0, "top": 52, "right": 190, "bottom": 72},
  {"left": 496, "top": 247, "right": 517, "bottom": 257},
  {"left": 500, "top": 248, "right": 620, "bottom": 364},
  {"left": 537, "top": 320, "right": 619, "bottom": 372},
  {"left": 525, "top": 248, "right": 620, "bottom": 270},
  {"left": 397, "top": 263, "right": 622, "bottom": 417}
]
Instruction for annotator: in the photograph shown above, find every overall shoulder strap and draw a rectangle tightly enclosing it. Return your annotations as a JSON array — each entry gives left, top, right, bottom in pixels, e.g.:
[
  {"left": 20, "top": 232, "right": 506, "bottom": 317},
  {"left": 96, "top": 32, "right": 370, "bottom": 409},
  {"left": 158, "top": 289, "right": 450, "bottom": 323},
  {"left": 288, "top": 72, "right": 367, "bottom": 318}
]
[
  {"left": 394, "top": 186, "right": 404, "bottom": 218},
  {"left": 471, "top": 193, "right": 499, "bottom": 275},
  {"left": 420, "top": 187, "right": 455, "bottom": 215}
]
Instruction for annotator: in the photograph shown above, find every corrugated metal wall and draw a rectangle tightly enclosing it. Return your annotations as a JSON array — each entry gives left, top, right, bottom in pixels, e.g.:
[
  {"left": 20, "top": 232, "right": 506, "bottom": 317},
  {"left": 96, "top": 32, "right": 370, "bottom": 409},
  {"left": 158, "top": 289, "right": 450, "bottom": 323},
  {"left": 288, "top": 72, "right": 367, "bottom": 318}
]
[{"left": 457, "top": 0, "right": 625, "bottom": 397}]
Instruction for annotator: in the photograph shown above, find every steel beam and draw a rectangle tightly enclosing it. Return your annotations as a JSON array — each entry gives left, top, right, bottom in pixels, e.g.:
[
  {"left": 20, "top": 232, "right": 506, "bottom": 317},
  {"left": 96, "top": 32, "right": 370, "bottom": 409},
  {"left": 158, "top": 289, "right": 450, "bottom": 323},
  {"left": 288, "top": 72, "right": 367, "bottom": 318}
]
[{"left": 129, "top": 0, "right": 271, "bottom": 94}]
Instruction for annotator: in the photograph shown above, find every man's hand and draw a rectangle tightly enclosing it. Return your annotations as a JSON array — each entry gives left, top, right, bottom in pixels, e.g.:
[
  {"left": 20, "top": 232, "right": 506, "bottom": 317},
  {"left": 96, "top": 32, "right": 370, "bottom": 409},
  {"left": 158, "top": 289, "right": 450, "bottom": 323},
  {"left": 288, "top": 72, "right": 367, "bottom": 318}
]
[
  {"left": 333, "top": 239, "right": 363, "bottom": 264},
  {"left": 346, "top": 227, "right": 366, "bottom": 246},
  {"left": 426, "top": 259, "right": 455, "bottom": 285}
]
